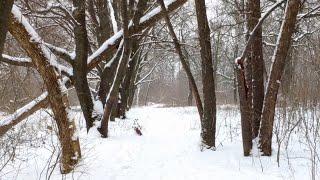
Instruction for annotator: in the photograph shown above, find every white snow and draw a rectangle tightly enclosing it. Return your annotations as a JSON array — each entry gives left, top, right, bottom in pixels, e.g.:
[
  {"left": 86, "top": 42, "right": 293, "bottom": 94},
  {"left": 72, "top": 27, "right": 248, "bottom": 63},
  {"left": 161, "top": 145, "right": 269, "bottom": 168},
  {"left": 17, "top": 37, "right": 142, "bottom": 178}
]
[
  {"left": 105, "top": 40, "right": 124, "bottom": 68},
  {"left": 1, "top": 54, "right": 31, "bottom": 63},
  {"left": 93, "top": 99, "right": 104, "bottom": 115},
  {"left": 89, "top": 0, "right": 180, "bottom": 66},
  {"left": 139, "top": 0, "right": 176, "bottom": 24},
  {"left": 107, "top": 0, "right": 118, "bottom": 34},
  {"left": 0, "top": 106, "right": 315, "bottom": 180},
  {"left": 0, "top": 92, "right": 48, "bottom": 126},
  {"left": 44, "top": 43, "right": 75, "bottom": 60},
  {"left": 88, "top": 30, "right": 123, "bottom": 64}
]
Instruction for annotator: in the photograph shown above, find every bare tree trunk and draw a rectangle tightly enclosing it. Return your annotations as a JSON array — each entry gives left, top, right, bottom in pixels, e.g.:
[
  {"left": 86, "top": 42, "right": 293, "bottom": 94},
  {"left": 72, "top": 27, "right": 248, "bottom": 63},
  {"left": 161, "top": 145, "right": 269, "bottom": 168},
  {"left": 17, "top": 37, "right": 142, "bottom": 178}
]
[
  {"left": 120, "top": 45, "right": 140, "bottom": 116},
  {"left": 99, "top": 0, "right": 131, "bottom": 138},
  {"left": 111, "top": 0, "right": 121, "bottom": 30},
  {"left": 9, "top": 6, "right": 81, "bottom": 173},
  {"left": 73, "top": 0, "right": 95, "bottom": 131},
  {"left": 0, "top": 0, "right": 14, "bottom": 55},
  {"left": 95, "top": 0, "right": 114, "bottom": 46},
  {"left": 127, "top": 52, "right": 146, "bottom": 109},
  {"left": 98, "top": 45, "right": 124, "bottom": 107},
  {"left": 119, "top": 0, "right": 148, "bottom": 118},
  {"left": 158, "top": 0, "right": 203, "bottom": 119},
  {"left": 88, "top": 0, "right": 116, "bottom": 110},
  {"left": 194, "top": 0, "right": 216, "bottom": 149},
  {"left": 259, "top": 0, "right": 301, "bottom": 156},
  {"left": 247, "top": 0, "right": 264, "bottom": 138},
  {"left": 236, "top": 65, "right": 253, "bottom": 156},
  {"left": 237, "top": 0, "right": 254, "bottom": 156}
]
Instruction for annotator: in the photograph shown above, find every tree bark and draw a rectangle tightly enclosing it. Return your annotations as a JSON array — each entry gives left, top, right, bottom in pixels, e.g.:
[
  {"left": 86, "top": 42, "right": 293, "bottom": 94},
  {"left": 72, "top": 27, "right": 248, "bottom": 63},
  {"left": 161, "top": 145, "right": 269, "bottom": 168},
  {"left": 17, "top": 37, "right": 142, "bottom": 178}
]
[
  {"left": 127, "top": 52, "right": 147, "bottom": 109},
  {"left": 236, "top": 64, "right": 253, "bottom": 156},
  {"left": 259, "top": 0, "right": 301, "bottom": 156},
  {"left": 119, "top": 0, "right": 148, "bottom": 118},
  {"left": 9, "top": 7, "right": 81, "bottom": 173},
  {"left": 235, "top": 0, "right": 286, "bottom": 156},
  {"left": 187, "top": 81, "right": 193, "bottom": 106},
  {"left": 98, "top": 45, "right": 124, "bottom": 107},
  {"left": 0, "top": 0, "right": 14, "bottom": 55},
  {"left": 73, "top": 0, "right": 95, "bottom": 131},
  {"left": 247, "top": 0, "right": 264, "bottom": 139},
  {"left": 194, "top": 0, "right": 216, "bottom": 149}
]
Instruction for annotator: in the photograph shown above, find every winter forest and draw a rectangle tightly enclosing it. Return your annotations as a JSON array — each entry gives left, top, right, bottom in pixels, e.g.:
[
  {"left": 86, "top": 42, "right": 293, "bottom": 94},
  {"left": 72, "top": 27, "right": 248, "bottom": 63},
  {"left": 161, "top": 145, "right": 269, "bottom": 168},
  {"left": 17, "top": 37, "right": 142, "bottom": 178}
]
[{"left": 0, "top": 0, "right": 319, "bottom": 179}]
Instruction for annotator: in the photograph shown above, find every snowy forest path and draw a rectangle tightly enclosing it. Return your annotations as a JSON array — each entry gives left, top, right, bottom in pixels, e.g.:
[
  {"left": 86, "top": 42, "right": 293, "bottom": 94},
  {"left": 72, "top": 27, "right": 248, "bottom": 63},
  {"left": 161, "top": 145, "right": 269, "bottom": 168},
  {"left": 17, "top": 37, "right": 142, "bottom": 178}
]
[{"left": 78, "top": 106, "right": 290, "bottom": 180}]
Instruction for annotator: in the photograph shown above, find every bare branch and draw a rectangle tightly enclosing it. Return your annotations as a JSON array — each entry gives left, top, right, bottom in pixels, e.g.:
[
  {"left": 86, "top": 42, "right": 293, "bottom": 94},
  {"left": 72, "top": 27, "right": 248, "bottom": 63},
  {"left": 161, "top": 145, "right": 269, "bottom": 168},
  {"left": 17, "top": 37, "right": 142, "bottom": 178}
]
[
  {"left": 0, "top": 93, "right": 48, "bottom": 137},
  {"left": 1, "top": 54, "right": 33, "bottom": 67}
]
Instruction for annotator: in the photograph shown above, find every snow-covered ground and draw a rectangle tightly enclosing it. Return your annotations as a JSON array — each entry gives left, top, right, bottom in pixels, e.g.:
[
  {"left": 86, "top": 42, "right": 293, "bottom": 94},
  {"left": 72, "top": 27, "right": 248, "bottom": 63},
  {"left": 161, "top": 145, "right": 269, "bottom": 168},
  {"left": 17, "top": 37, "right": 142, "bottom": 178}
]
[{"left": 0, "top": 105, "right": 316, "bottom": 180}]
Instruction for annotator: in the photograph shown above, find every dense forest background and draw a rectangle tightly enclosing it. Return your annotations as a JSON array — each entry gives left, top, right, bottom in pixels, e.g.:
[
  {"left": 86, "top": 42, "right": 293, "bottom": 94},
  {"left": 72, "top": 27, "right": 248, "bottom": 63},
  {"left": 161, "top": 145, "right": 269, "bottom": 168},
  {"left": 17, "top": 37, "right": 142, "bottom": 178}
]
[{"left": 0, "top": 0, "right": 319, "bottom": 179}]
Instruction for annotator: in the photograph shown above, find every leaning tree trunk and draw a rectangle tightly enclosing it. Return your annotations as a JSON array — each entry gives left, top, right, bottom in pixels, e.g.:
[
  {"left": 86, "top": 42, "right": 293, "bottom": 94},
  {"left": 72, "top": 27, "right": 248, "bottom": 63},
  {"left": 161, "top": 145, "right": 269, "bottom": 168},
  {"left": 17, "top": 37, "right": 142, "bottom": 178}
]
[
  {"left": 247, "top": 0, "right": 264, "bottom": 139},
  {"left": 194, "top": 0, "right": 217, "bottom": 149},
  {"left": 259, "top": 0, "right": 301, "bottom": 156},
  {"left": 0, "top": 0, "right": 14, "bottom": 55},
  {"left": 158, "top": 0, "right": 203, "bottom": 119},
  {"left": 9, "top": 6, "right": 81, "bottom": 173},
  {"left": 187, "top": 81, "right": 193, "bottom": 106},
  {"left": 88, "top": 0, "right": 117, "bottom": 109},
  {"left": 119, "top": 0, "right": 148, "bottom": 118},
  {"left": 98, "top": 44, "right": 124, "bottom": 107},
  {"left": 72, "top": 0, "right": 96, "bottom": 131},
  {"left": 99, "top": 0, "right": 132, "bottom": 138}
]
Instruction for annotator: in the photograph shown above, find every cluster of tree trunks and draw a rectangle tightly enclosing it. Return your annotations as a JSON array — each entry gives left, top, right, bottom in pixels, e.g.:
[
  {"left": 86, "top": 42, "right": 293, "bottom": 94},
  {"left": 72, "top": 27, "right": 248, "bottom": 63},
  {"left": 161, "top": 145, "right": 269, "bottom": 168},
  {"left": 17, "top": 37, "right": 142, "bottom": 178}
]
[
  {"left": 0, "top": 0, "right": 303, "bottom": 175},
  {"left": 236, "top": 0, "right": 302, "bottom": 156}
]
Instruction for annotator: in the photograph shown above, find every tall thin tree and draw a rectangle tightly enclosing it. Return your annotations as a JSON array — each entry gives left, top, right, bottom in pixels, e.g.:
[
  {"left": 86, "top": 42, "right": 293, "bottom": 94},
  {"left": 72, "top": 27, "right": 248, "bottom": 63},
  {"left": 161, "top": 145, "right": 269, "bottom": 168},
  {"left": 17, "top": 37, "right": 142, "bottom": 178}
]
[
  {"left": 194, "top": 0, "right": 217, "bottom": 149},
  {"left": 73, "top": 0, "right": 97, "bottom": 132},
  {"left": 157, "top": 0, "right": 204, "bottom": 120},
  {"left": 260, "top": 0, "right": 302, "bottom": 156}
]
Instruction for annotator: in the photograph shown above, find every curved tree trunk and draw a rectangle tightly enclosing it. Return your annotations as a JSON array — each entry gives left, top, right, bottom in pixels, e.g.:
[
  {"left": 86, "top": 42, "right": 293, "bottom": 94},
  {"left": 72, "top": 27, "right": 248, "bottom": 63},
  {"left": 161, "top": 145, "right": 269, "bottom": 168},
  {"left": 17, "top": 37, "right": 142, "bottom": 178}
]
[{"left": 9, "top": 6, "right": 81, "bottom": 173}]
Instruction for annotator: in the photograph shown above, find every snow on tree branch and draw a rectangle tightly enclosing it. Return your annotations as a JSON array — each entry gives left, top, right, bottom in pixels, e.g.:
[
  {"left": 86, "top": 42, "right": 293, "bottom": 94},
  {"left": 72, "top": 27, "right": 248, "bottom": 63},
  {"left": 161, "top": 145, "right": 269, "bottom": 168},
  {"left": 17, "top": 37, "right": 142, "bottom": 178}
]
[
  {"left": 1, "top": 54, "right": 33, "bottom": 67},
  {"left": 87, "top": 0, "right": 187, "bottom": 70},
  {"left": 235, "top": 0, "right": 286, "bottom": 68},
  {"left": 11, "top": 5, "right": 73, "bottom": 77},
  {"left": 0, "top": 92, "right": 48, "bottom": 137}
]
